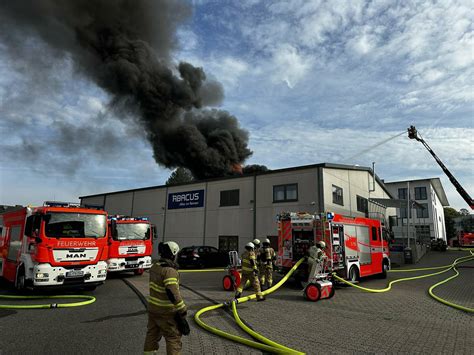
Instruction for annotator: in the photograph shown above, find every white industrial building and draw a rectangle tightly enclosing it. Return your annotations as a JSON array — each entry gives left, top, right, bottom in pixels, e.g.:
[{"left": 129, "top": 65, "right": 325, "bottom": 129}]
[
  {"left": 384, "top": 178, "right": 449, "bottom": 244},
  {"left": 80, "top": 163, "right": 395, "bottom": 257}
]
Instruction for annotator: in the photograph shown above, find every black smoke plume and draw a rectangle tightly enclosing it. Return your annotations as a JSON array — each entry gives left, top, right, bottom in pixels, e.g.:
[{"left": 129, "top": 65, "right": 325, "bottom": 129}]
[{"left": 0, "top": 0, "right": 252, "bottom": 179}]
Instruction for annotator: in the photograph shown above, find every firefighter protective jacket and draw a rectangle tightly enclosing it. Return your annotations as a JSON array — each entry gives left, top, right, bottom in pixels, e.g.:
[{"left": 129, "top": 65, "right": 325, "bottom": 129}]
[
  {"left": 263, "top": 247, "right": 276, "bottom": 267},
  {"left": 241, "top": 250, "right": 257, "bottom": 274},
  {"left": 148, "top": 258, "right": 187, "bottom": 315}
]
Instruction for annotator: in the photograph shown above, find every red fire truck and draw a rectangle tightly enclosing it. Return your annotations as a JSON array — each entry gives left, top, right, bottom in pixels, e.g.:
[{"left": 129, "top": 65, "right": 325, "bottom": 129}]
[
  {"left": 451, "top": 231, "right": 474, "bottom": 248},
  {"left": 0, "top": 202, "right": 108, "bottom": 291},
  {"left": 276, "top": 211, "right": 391, "bottom": 283},
  {"left": 107, "top": 216, "right": 154, "bottom": 275}
]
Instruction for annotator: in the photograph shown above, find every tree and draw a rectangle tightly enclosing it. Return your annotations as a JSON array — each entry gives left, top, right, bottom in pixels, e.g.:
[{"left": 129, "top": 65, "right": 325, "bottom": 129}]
[
  {"left": 242, "top": 164, "right": 269, "bottom": 174},
  {"left": 166, "top": 167, "right": 194, "bottom": 185},
  {"left": 444, "top": 207, "right": 461, "bottom": 240}
]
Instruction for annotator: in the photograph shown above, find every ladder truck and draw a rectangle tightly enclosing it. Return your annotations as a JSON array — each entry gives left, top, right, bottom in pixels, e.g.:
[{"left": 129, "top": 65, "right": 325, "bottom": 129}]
[{"left": 408, "top": 126, "right": 474, "bottom": 210}]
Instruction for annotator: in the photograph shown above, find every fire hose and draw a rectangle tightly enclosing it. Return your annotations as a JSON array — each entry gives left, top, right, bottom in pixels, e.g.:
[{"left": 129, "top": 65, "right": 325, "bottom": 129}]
[
  {"left": 332, "top": 251, "right": 474, "bottom": 313},
  {"left": 194, "top": 258, "right": 306, "bottom": 354},
  {"left": 0, "top": 294, "right": 96, "bottom": 309}
]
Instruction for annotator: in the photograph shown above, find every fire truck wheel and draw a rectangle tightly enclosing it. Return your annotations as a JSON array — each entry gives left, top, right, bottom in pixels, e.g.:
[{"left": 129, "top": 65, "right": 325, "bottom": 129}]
[
  {"left": 223, "top": 275, "right": 233, "bottom": 291},
  {"left": 304, "top": 283, "right": 321, "bottom": 302},
  {"left": 15, "top": 269, "right": 26, "bottom": 291},
  {"left": 348, "top": 266, "right": 359, "bottom": 282},
  {"left": 380, "top": 262, "right": 389, "bottom": 279},
  {"left": 134, "top": 269, "right": 145, "bottom": 276}
]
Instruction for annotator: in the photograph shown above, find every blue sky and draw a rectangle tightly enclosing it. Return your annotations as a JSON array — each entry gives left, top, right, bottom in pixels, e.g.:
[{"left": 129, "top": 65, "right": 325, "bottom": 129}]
[{"left": 0, "top": 0, "right": 472, "bottom": 210}]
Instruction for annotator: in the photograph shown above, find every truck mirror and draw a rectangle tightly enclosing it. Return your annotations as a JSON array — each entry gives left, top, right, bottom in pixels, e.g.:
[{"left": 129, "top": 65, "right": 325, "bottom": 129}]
[
  {"left": 25, "top": 216, "right": 34, "bottom": 237},
  {"left": 152, "top": 225, "right": 158, "bottom": 240},
  {"left": 35, "top": 236, "right": 42, "bottom": 244},
  {"left": 110, "top": 219, "right": 117, "bottom": 238}
]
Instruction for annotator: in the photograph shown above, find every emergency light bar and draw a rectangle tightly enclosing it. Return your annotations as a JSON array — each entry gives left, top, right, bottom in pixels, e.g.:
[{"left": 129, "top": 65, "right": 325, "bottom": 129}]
[
  {"left": 108, "top": 215, "right": 149, "bottom": 221},
  {"left": 326, "top": 212, "right": 335, "bottom": 220},
  {"left": 43, "top": 201, "right": 81, "bottom": 208}
]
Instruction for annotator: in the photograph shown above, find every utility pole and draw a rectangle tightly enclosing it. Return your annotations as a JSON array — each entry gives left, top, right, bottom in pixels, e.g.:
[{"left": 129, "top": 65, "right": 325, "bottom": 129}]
[{"left": 407, "top": 181, "right": 410, "bottom": 249}]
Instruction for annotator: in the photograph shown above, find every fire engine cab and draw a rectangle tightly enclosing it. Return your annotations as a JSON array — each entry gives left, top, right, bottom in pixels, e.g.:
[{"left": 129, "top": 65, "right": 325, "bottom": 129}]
[
  {"left": 107, "top": 216, "right": 154, "bottom": 275},
  {"left": 277, "top": 211, "right": 391, "bottom": 283},
  {"left": 0, "top": 202, "right": 108, "bottom": 290}
]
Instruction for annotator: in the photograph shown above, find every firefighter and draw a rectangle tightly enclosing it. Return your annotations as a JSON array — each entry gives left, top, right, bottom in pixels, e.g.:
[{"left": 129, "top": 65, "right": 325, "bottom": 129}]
[
  {"left": 144, "top": 241, "right": 189, "bottom": 355},
  {"left": 252, "top": 238, "right": 263, "bottom": 282},
  {"left": 235, "top": 242, "right": 265, "bottom": 301},
  {"left": 260, "top": 238, "right": 276, "bottom": 290},
  {"left": 307, "top": 241, "right": 327, "bottom": 278}
]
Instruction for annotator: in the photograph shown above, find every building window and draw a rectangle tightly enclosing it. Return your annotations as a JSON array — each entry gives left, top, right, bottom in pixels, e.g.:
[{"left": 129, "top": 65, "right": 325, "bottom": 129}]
[
  {"left": 332, "top": 185, "right": 343, "bottom": 206},
  {"left": 220, "top": 189, "right": 240, "bottom": 207},
  {"left": 415, "top": 187, "right": 427, "bottom": 200},
  {"left": 415, "top": 225, "right": 431, "bottom": 240},
  {"left": 356, "top": 195, "right": 368, "bottom": 215},
  {"left": 400, "top": 207, "right": 412, "bottom": 219},
  {"left": 398, "top": 188, "right": 407, "bottom": 200},
  {"left": 416, "top": 203, "right": 429, "bottom": 218},
  {"left": 273, "top": 184, "right": 298, "bottom": 202},
  {"left": 219, "top": 235, "right": 239, "bottom": 252}
]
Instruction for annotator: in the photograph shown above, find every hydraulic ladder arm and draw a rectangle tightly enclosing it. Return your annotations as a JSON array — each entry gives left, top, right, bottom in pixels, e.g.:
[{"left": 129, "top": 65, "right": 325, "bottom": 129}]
[{"left": 408, "top": 126, "right": 474, "bottom": 209}]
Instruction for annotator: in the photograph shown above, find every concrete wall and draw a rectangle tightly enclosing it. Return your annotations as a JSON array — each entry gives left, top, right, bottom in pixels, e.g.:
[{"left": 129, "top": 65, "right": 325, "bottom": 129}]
[
  {"left": 255, "top": 167, "right": 320, "bottom": 239},
  {"left": 205, "top": 176, "right": 254, "bottom": 251},
  {"left": 322, "top": 168, "right": 394, "bottom": 221},
  {"left": 81, "top": 165, "right": 396, "bottom": 255}
]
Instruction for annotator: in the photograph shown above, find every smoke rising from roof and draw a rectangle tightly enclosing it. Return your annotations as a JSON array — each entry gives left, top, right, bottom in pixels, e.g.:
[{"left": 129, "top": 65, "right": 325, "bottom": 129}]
[{"left": 0, "top": 0, "right": 251, "bottom": 179}]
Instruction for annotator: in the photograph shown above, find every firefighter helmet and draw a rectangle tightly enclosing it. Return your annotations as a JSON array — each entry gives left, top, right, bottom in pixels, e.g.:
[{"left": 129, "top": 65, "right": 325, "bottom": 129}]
[
  {"left": 245, "top": 242, "right": 255, "bottom": 250},
  {"left": 253, "top": 239, "right": 261, "bottom": 247},
  {"left": 263, "top": 238, "right": 271, "bottom": 245},
  {"left": 317, "top": 241, "right": 326, "bottom": 249},
  {"left": 159, "top": 241, "right": 180, "bottom": 258}
]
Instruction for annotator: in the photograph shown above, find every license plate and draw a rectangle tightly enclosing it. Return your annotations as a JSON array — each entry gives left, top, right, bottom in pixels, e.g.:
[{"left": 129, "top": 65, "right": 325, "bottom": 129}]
[
  {"left": 66, "top": 270, "right": 84, "bottom": 278},
  {"left": 126, "top": 264, "right": 139, "bottom": 269}
]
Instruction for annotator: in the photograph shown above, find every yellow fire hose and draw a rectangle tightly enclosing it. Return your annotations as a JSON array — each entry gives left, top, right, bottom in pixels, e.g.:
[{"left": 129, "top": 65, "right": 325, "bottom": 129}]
[
  {"left": 195, "top": 258, "right": 306, "bottom": 354},
  {"left": 333, "top": 252, "right": 474, "bottom": 313},
  {"left": 179, "top": 269, "right": 227, "bottom": 273},
  {"left": 0, "top": 294, "right": 96, "bottom": 309}
]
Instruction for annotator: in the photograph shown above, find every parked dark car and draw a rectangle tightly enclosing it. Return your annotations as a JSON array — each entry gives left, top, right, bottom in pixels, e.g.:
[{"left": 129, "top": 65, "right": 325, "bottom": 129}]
[{"left": 177, "top": 246, "right": 229, "bottom": 268}]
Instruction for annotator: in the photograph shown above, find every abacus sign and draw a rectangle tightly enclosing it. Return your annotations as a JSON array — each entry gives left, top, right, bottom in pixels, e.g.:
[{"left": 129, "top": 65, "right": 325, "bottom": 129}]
[{"left": 168, "top": 190, "right": 205, "bottom": 209}]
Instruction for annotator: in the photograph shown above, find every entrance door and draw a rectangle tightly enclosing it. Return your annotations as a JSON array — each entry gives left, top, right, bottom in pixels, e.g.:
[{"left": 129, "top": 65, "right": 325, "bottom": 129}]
[
  {"left": 3, "top": 225, "right": 22, "bottom": 282},
  {"left": 219, "top": 236, "right": 239, "bottom": 252}
]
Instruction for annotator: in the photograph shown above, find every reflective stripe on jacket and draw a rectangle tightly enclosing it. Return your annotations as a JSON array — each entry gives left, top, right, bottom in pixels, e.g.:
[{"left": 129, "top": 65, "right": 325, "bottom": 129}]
[
  {"left": 148, "top": 259, "right": 187, "bottom": 315},
  {"left": 241, "top": 250, "right": 257, "bottom": 274},
  {"left": 263, "top": 247, "right": 275, "bottom": 266}
]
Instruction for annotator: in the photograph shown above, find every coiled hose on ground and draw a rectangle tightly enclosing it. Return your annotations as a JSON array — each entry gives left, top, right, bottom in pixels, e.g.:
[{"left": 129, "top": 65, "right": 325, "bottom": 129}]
[
  {"left": 333, "top": 251, "right": 474, "bottom": 313},
  {"left": 195, "top": 258, "right": 306, "bottom": 354},
  {"left": 0, "top": 294, "right": 96, "bottom": 309}
]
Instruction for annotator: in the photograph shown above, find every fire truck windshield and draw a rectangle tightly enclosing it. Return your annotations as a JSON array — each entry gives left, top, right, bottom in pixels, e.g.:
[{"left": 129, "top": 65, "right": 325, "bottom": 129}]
[
  {"left": 44, "top": 213, "right": 107, "bottom": 238},
  {"left": 115, "top": 223, "right": 150, "bottom": 241}
]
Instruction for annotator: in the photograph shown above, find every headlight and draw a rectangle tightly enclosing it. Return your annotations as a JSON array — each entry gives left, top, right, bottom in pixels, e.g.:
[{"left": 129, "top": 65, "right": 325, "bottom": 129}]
[
  {"left": 36, "top": 273, "right": 49, "bottom": 278},
  {"left": 98, "top": 269, "right": 107, "bottom": 275}
]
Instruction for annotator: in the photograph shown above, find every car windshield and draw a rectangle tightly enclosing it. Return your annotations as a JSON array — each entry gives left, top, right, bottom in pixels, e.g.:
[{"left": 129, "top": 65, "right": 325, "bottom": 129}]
[
  {"left": 45, "top": 213, "right": 107, "bottom": 238},
  {"left": 115, "top": 223, "right": 150, "bottom": 241}
]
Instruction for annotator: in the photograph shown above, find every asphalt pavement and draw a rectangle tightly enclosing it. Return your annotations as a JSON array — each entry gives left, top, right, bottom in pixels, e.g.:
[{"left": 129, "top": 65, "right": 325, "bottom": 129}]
[{"left": 0, "top": 250, "right": 472, "bottom": 354}]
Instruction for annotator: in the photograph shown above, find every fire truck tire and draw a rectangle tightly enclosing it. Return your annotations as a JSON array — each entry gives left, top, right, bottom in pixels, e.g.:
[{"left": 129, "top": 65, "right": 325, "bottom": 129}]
[
  {"left": 348, "top": 266, "right": 359, "bottom": 282},
  {"left": 380, "top": 261, "right": 389, "bottom": 279},
  {"left": 15, "top": 268, "right": 26, "bottom": 292},
  {"left": 304, "top": 283, "right": 321, "bottom": 302},
  {"left": 223, "top": 275, "right": 233, "bottom": 291}
]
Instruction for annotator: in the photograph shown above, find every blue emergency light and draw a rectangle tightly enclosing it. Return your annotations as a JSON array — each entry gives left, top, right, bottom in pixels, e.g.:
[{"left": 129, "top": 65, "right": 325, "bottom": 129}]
[{"left": 326, "top": 212, "right": 335, "bottom": 220}]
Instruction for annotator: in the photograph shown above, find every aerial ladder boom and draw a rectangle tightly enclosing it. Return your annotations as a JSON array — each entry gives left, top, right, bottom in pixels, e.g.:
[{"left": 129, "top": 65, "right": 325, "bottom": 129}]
[{"left": 408, "top": 126, "right": 474, "bottom": 209}]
